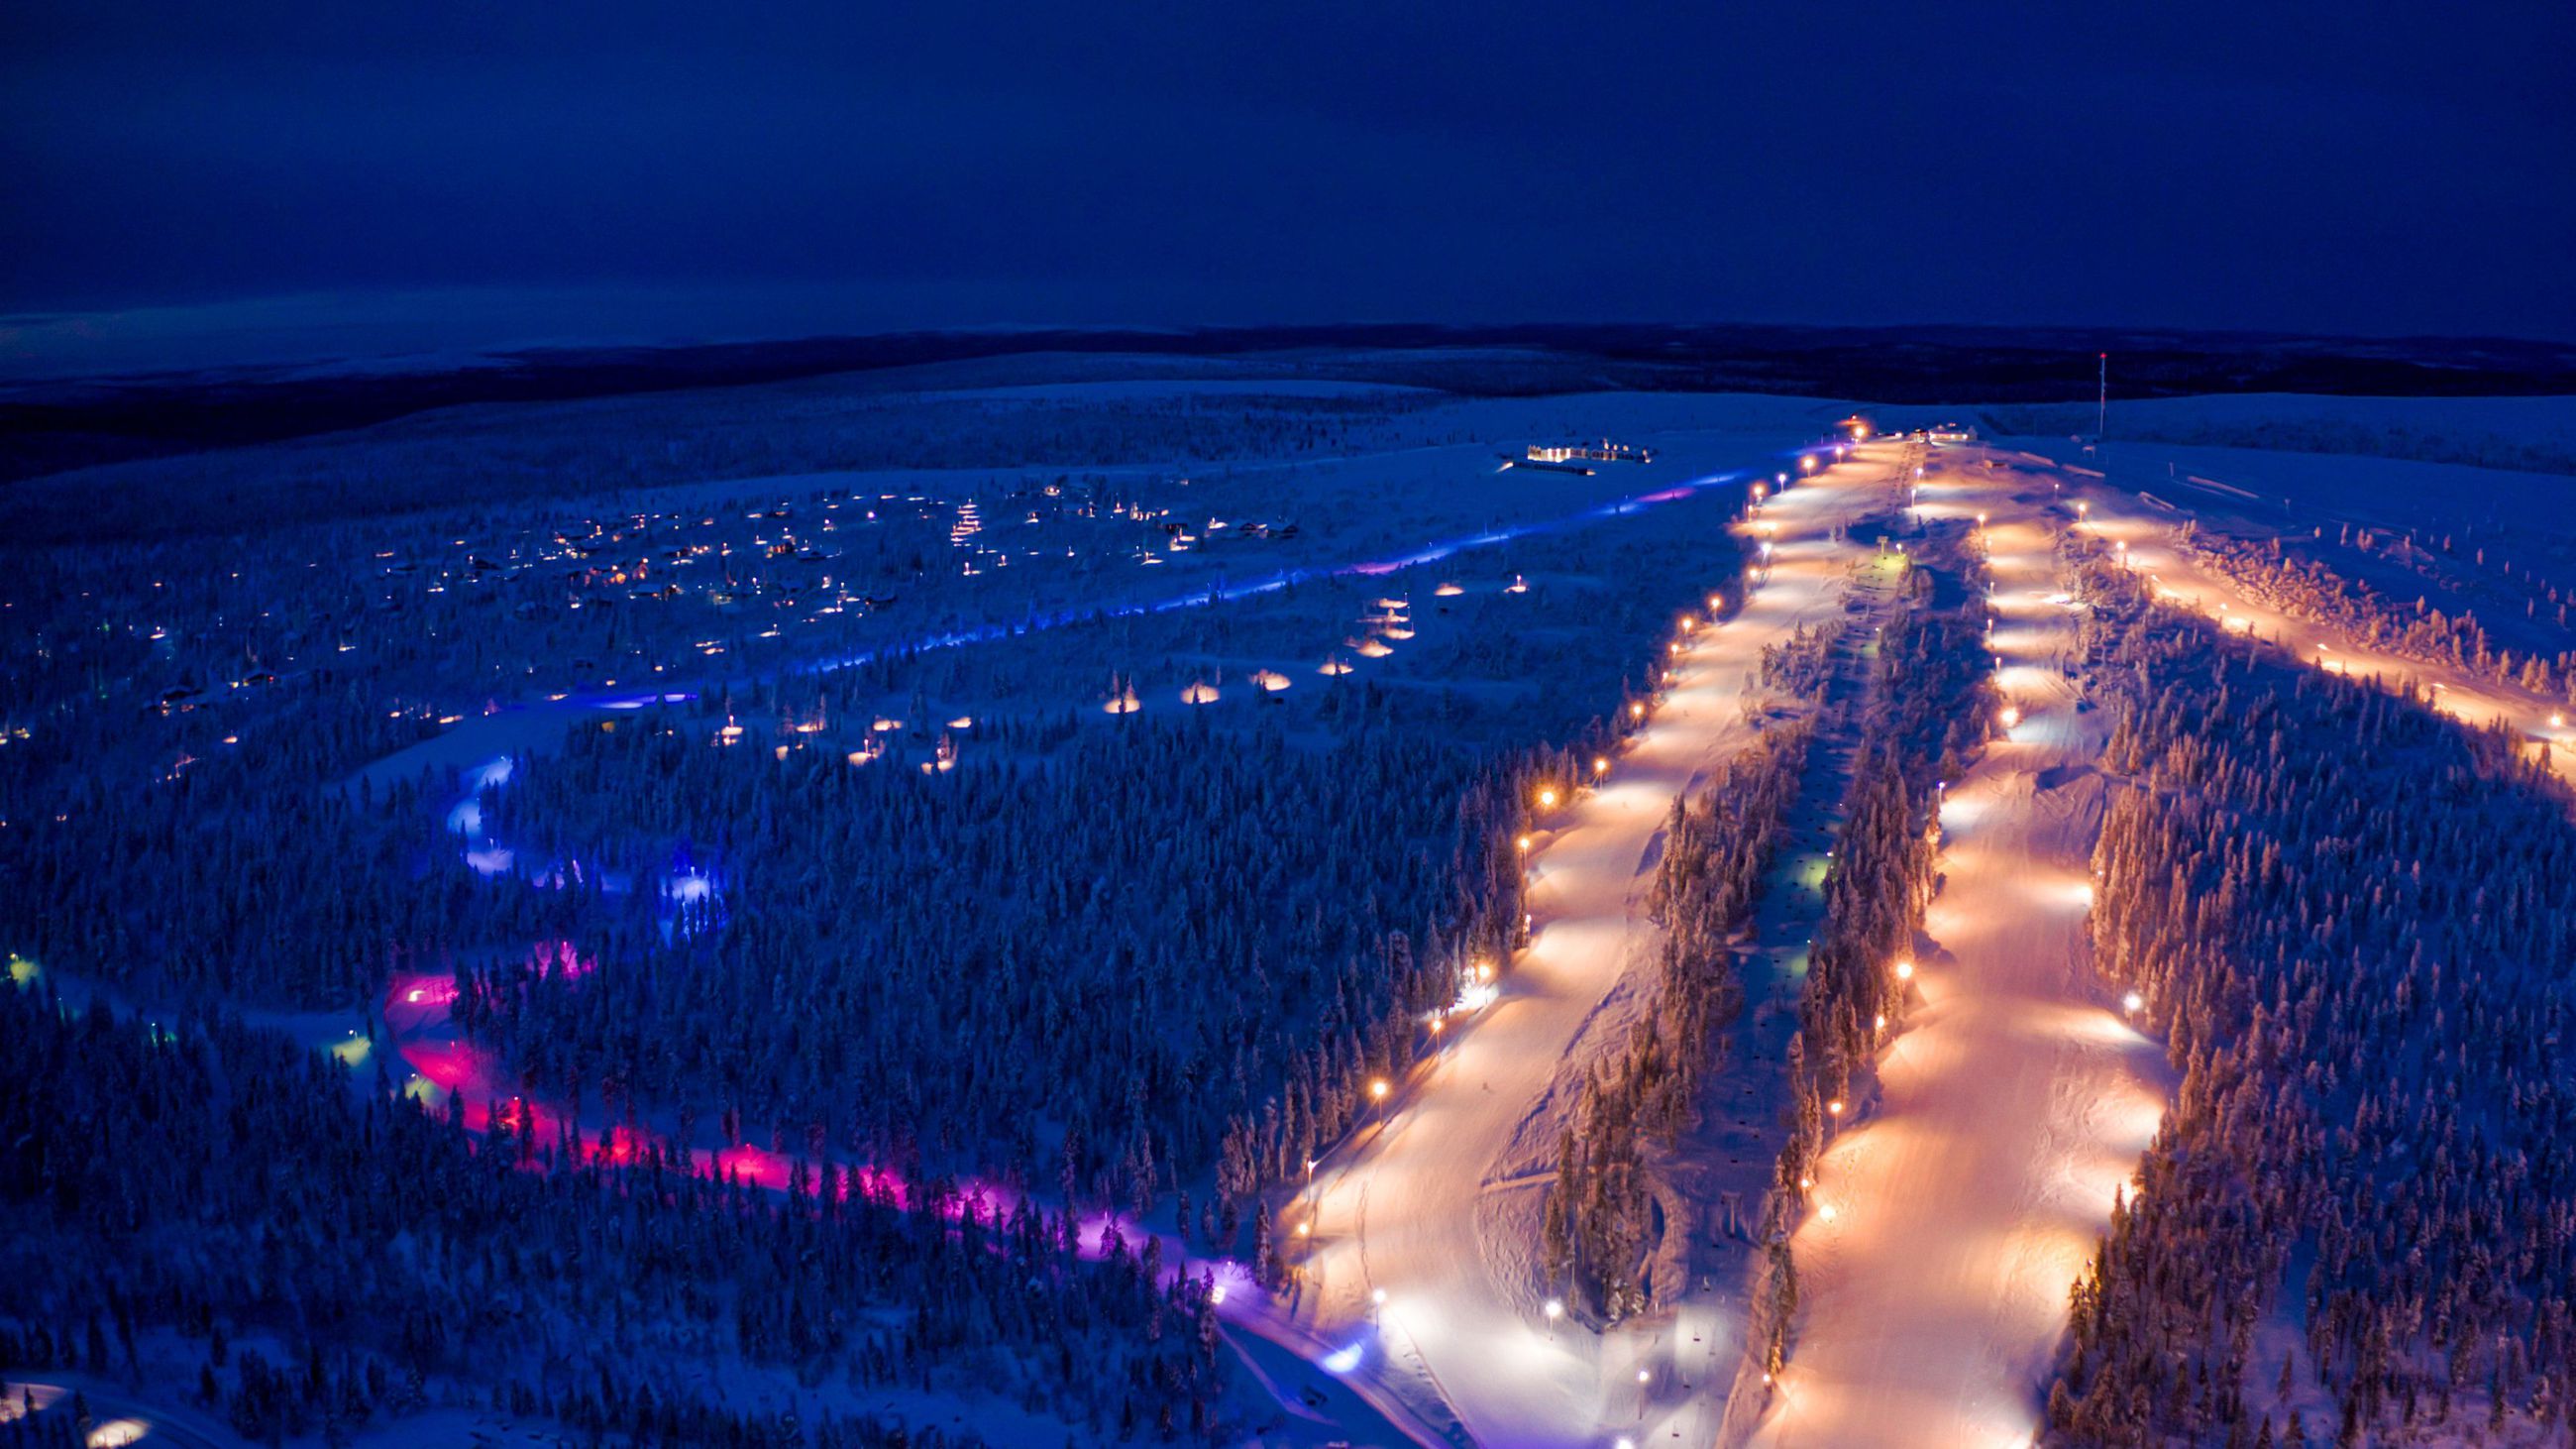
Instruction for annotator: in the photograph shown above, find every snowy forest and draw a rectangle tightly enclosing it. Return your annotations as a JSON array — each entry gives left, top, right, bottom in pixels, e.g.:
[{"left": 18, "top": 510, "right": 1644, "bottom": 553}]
[
  {"left": 0, "top": 982, "right": 1227, "bottom": 1446},
  {"left": 2046, "top": 555, "right": 2576, "bottom": 1446}
]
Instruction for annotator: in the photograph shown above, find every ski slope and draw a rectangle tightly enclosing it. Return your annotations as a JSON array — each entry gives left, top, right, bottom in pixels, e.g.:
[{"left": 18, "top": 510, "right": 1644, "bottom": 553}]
[
  {"left": 1282, "top": 447, "right": 1901, "bottom": 1448},
  {"left": 1749, "top": 449, "right": 2168, "bottom": 1449},
  {"left": 2066, "top": 485, "right": 2576, "bottom": 788}
]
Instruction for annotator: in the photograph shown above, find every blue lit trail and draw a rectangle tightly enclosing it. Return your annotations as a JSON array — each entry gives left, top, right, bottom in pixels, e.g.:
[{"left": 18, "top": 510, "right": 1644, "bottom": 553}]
[{"left": 806, "top": 460, "right": 1771, "bottom": 678}]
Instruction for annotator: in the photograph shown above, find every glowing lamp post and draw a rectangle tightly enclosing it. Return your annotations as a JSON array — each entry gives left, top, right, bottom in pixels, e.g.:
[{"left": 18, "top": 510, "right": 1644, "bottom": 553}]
[
  {"left": 1537, "top": 786, "right": 1559, "bottom": 810},
  {"left": 2122, "top": 991, "right": 2144, "bottom": 1015},
  {"left": 1592, "top": 756, "right": 1609, "bottom": 777},
  {"left": 1543, "top": 1297, "right": 1564, "bottom": 1337},
  {"left": 1894, "top": 958, "right": 1915, "bottom": 981}
]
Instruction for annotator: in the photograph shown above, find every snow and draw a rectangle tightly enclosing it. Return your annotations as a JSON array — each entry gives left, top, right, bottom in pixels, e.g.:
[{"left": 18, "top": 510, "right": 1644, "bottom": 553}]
[
  {"left": 1280, "top": 448, "right": 1904, "bottom": 1448},
  {"left": 2068, "top": 482, "right": 2576, "bottom": 789},
  {"left": 1749, "top": 452, "right": 2168, "bottom": 1448}
]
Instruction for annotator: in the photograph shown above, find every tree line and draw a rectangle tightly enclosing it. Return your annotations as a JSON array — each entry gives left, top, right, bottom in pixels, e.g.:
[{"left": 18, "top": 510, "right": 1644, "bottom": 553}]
[{"left": 2045, "top": 550, "right": 2576, "bottom": 1447}]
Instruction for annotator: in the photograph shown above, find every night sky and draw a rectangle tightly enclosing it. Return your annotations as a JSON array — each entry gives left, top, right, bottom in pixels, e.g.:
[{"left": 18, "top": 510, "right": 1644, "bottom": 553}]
[{"left": 5, "top": 0, "right": 2572, "bottom": 369}]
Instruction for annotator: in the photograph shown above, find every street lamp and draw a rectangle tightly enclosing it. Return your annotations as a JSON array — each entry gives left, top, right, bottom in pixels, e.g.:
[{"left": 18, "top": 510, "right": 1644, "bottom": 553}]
[
  {"left": 2122, "top": 991, "right": 2143, "bottom": 1014},
  {"left": 1538, "top": 786, "right": 1559, "bottom": 809}
]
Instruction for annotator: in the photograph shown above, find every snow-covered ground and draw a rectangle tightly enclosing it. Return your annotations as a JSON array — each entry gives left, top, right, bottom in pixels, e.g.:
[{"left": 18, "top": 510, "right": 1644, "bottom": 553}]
[
  {"left": 1747, "top": 449, "right": 2168, "bottom": 1449},
  {"left": 1279, "top": 448, "right": 1905, "bottom": 1448},
  {"left": 2064, "top": 477, "right": 2576, "bottom": 787}
]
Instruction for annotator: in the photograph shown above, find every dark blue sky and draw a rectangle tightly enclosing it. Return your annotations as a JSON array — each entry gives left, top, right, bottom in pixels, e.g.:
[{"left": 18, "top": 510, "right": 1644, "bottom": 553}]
[{"left": 5, "top": 0, "right": 2571, "bottom": 367}]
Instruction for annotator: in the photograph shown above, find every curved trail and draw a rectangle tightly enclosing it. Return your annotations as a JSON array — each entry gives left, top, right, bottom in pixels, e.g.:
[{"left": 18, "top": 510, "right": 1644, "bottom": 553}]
[
  {"left": 1286, "top": 450, "right": 1900, "bottom": 1448},
  {"left": 2068, "top": 484, "right": 2576, "bottom": 789},
  {"left": 1750, "top": 448, "right": 2168, "bottom": 1449},
  {"left": 323, "top": 431, "right": 1875, "bottom": 1449}
]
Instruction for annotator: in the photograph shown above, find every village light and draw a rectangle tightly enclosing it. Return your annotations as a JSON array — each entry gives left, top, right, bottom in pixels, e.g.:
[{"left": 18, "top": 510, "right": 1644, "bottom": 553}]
[
  {"left": 1592, "top": 756, "right": 1609, "bottom": 776},
  {"left": 2122, "top": 991, "right": 2144, "bottom": 1014},
  {"left": 1827, "top": 1099, "right": 1844, "bottom": 1117},
  {"left": 1894, "top": 959, "right": 1915, "bottom": 981},
  {"left": 1544, "top": 1298, "right": 1564, "bottom": 1321},
  {"left": 1630, "top": 701, "right": 1647, "bottom": 720},
  {"left": 1538, "top": 787, "right": 1559, "bottom": 809},
  {"left": 1369, "top": 1078, "right": 1390, "bottom": 1102},
  {"left": 1517, "top": 835, "right": 1532, "bottom": 852}
]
